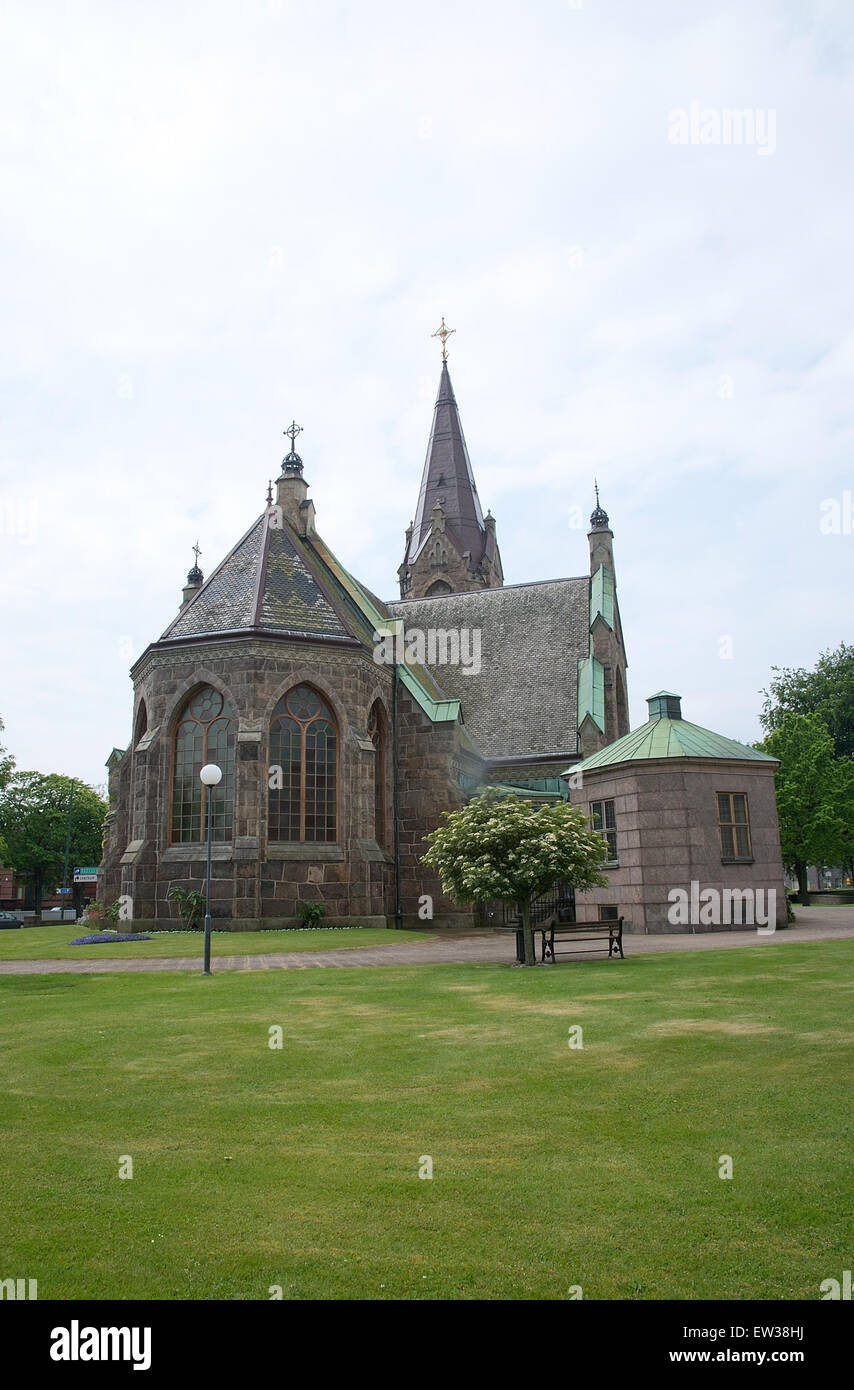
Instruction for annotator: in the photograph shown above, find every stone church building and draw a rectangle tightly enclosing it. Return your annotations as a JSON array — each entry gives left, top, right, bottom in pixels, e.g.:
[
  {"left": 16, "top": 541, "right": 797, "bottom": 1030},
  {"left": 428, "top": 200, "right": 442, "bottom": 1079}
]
[{"left": 101, "top": 352, "right": 630, "bottom": 929}]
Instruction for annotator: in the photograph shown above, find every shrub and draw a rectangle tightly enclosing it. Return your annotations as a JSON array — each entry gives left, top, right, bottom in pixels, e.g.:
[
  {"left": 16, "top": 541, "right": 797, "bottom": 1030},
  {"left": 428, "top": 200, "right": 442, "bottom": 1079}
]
[
  {"left": 167, "top": 884, "right": 205, "bottom": 930},
  {"left": 297, "top": 901, "right": 327, "bottom": 928}
]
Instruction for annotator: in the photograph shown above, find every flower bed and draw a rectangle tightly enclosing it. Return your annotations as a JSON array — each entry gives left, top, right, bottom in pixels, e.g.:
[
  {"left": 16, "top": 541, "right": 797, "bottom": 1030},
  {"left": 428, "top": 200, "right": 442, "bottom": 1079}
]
[{"left": 71, "top": 933, "right": 155, "bottom": 945}]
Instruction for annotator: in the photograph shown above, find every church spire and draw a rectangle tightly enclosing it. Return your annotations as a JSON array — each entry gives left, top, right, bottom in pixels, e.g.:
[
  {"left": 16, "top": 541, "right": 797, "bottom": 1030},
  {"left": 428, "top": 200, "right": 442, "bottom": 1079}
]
[{"left": 398, "top": 326, "right": 503, "bottom": 599}]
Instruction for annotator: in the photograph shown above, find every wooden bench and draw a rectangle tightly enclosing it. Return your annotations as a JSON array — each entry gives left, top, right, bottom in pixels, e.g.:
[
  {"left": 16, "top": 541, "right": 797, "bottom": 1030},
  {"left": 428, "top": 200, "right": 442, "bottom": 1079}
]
[{"left": 540, "top": 916, "right": 624, "bottom": 963}]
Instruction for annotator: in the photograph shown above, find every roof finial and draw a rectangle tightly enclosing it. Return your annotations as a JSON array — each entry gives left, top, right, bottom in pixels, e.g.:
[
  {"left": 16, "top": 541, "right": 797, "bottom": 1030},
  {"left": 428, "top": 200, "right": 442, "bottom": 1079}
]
[
  {"left": 590, "top": 480, "right": 610, "bottom": 531},
  {"left": 266, "top": 479, "right": 273, "bottom": 505},
  {"left": 431, "top": 316, "right": 455, "bottom": 362},
  {"left": 281, "top": 420, "right": 304, "bottom": 476},
  {"left": 186, "top": 539, "right": 203, "bottom": 585}
]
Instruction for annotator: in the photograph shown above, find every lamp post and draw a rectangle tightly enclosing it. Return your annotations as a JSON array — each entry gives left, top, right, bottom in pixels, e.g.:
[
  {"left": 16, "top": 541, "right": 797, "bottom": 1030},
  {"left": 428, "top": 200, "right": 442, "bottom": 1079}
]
[{"left": 199, "top": 763, "right": 223, "bottom": 976}]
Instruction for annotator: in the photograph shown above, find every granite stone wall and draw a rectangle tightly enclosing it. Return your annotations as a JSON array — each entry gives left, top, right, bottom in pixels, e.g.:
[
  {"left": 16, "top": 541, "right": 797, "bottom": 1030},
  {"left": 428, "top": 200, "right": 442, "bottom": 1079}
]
[
  {"left": 570, "top": 758, "right": 787, "bottom": 933},
  {"left": 100, "top": 635, "right": 475, "bottom": 930}
]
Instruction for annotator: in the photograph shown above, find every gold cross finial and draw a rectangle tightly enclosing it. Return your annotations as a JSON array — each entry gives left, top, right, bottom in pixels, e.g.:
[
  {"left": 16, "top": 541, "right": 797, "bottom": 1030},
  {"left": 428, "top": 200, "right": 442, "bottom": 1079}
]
[
  {"left": 192, "top": 540, "right": 202, "bottom": 565},
  {"left": 431, "top": 316, "right": 455, "bottom": 361}
]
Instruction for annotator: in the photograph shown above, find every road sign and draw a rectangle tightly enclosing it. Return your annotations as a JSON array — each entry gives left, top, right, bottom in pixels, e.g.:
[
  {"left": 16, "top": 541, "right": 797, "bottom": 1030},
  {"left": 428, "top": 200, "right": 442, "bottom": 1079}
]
[
  {"left": 58, "top": 888, "right": 73, "bottom": 894},
  {"left": 73, "top": 867, "right": 98, "bottom": 884}
]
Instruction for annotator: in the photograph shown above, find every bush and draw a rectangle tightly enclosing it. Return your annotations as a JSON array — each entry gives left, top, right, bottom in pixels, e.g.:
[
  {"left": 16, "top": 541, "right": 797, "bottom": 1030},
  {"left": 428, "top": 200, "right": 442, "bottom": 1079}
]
[
  {"left": 297, "top": 901, "right": 327, "bottom": 928},
  {"left": 167, "top": 885, "right": 205, "bottom": 930}
]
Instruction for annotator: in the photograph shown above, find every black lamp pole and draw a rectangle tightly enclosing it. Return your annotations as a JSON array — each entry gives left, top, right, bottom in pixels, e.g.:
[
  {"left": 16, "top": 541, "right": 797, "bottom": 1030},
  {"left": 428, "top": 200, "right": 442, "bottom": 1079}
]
[{"left": 199, "top": 763, "right": 222, "bottom": 976}]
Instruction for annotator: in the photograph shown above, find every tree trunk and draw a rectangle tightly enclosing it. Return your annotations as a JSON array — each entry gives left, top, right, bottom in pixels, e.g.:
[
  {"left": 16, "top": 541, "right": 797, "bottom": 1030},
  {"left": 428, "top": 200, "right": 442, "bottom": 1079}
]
[
  {"left": 520, "top": 897, "right": 535, "bottom": 967},
  {"left": 795, "top": 861, "right": 810, "bottom": 906}
]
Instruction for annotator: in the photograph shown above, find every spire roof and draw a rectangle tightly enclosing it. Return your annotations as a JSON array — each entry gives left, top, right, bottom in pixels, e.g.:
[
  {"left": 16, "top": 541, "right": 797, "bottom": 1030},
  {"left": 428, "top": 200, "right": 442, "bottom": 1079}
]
[{"left": 406, "top": 361, "right": 487, "bottom": 565}]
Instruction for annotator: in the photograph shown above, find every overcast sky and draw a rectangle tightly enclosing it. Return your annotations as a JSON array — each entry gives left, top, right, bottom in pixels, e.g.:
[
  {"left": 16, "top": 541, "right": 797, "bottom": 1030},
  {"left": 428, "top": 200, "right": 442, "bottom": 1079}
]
[{"left": 1, "top": 0, "right": 851, "bottom": 790}]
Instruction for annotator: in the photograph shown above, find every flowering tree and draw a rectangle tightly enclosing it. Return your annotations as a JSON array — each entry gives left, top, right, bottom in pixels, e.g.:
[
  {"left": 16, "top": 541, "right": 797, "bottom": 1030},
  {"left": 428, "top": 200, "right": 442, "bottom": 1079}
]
[{"left": 422, "top": 789, "right": 609, "bottom": 966}]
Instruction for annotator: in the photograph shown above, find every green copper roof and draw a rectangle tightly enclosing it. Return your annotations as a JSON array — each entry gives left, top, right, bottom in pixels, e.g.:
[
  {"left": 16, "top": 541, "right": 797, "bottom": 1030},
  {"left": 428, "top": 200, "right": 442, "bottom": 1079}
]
[
  {"left": 577, "top": 654, "right": 605, "bottom": 733},
  {"left": 590, "top": 564, "right": 614, "bottom": 630},
  {"left": 308, "top": 536, "right": 461, "bottom": 725},
  {"left": 567, "top": 715, "right": 778, "bottom": 774}
]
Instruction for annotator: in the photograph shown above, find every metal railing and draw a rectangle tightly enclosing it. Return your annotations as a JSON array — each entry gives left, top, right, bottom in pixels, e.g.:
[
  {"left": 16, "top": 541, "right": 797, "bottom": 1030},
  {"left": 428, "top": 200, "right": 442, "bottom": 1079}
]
[{"left": 477, "top": 882, "right": 576, "bottom": 929}]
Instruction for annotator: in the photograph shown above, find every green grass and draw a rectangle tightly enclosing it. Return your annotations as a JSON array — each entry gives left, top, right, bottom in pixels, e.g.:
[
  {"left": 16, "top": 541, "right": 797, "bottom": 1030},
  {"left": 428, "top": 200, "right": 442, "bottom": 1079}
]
[
  {"left": 1, "top": 941, "right": 851, "bottom": 1300},
  {"left": 0, "top": 924, "right": 431, "bottom": 961}
]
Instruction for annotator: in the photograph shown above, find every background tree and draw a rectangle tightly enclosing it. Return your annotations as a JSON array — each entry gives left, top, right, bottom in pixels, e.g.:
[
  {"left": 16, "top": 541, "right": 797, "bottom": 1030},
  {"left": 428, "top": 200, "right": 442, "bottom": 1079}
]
[
  {"left": 0, "top": 716, "right": 16, "bottom": 862},
  {"left": 761, "top": 644, "right": 854, "bottom": 882},
  {"left": 423, "top": 789, "right": 608, "bottom": 966},
  {"left": 760, "top": 713, "right": 850, "bottom": 904},
  {"left": 0, "top": 773, "right": 107, "bottom": 919},
  {"left": 761, "top": 642, "right": 854, "bottom": 760}
]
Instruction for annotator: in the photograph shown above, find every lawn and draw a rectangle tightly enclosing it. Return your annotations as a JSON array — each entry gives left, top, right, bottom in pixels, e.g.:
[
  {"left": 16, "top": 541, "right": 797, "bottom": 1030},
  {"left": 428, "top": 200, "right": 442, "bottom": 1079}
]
[
  {"left": 0, "top": 940, "right": 851, "bottom": 1300},
  {"left": 0, "top": 924, "right": 431, "bottom": 961}
]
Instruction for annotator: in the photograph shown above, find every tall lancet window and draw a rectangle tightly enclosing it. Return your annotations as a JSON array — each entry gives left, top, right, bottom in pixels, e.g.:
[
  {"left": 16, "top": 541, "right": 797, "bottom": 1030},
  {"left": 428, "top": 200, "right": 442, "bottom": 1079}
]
[
  {"left": 368, "top": 701, "right": 387, "bottom": 847},
  {"left": 269, "top": 685, "right": 337, "bottom": 842},
  {"left": 171, "top": 687, "right": 235, "bottom": 843}
]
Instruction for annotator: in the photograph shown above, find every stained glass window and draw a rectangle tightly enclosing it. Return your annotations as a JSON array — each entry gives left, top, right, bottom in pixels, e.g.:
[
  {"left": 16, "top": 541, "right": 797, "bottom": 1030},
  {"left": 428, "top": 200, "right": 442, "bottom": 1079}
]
[
  {"left": 269, "top": 685, "right": 337, "bottom": 842},
  {"left": 171, "top": 687, "right": 235, "bottom": 843}
]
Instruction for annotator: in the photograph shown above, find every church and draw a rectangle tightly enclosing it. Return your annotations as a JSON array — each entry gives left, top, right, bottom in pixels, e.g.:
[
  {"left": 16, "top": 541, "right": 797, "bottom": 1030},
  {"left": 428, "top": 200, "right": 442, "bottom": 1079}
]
[{"left": 100, "top": 327, "right": 631, "bottom": 929}]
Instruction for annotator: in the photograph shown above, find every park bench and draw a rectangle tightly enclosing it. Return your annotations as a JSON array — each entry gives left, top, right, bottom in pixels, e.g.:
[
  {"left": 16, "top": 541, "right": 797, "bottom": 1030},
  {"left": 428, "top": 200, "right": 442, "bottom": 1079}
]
[{"left": 539, "top": 916, "right": 624, "bottom": 963}]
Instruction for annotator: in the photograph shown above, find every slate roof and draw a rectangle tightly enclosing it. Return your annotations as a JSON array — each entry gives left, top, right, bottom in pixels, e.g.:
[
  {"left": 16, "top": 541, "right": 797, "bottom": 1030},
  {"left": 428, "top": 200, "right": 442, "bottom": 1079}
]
[
  {"left": 388, "top": 578, "right": 591, "bottom": 760},
  {"left": 161, "top": 514, "right": 357, "bottom": 644},
  {"left": 153, "top": 510, "right": 465, "bottom": 728},
  {"left": 570, "top": 715, "right": 779, "bottom": 773}
]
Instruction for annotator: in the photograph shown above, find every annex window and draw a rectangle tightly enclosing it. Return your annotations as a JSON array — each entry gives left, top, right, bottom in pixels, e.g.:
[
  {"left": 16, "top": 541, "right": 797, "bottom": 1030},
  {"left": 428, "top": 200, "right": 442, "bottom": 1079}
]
[
  {"left": 269, "top": 685, "right": 337, "bottom": 843},
  {"left": 717, "top": 792, "right": 753, "bottom": 861},
  {"left": 590, "top": 799, "right": 618, "bottom": 863},
  {"left": 171, "top": 687, "right": 235, "bottom": 843}
]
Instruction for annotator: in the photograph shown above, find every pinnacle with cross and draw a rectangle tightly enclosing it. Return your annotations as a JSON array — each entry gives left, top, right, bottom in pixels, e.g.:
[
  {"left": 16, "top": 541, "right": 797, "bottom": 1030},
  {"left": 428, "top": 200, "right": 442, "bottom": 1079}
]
[
  {"left": 281, "top": 419, "right": 304, "bottom": 476},
  {"left": 431, "top": 317, "right": 455, "bottom": 362}
]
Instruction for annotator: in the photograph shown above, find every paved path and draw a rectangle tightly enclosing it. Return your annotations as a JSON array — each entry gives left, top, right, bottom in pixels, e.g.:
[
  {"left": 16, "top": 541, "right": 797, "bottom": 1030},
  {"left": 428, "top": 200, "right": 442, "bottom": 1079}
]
[{"left": 1, "top": 906, "right": 851, "bottom": 976}]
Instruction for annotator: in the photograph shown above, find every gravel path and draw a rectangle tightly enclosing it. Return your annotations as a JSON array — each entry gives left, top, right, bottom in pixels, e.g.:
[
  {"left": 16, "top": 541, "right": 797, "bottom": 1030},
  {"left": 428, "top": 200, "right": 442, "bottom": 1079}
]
[{"left": 0, "top": 906, "right": 851, "bottom": 975}]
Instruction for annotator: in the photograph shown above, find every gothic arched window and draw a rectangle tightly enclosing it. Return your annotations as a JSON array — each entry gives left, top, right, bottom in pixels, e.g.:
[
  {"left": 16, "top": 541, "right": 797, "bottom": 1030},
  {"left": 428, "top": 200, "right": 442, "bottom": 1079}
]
[
  {"left": 171, "top": 686, "right": 235, "bottom": 843},
  {"left": 269, "top": 685, "right": 337, "bottom": 842},
  {"left": 368, "top": 700, "right": 387, "bottom": 847}
]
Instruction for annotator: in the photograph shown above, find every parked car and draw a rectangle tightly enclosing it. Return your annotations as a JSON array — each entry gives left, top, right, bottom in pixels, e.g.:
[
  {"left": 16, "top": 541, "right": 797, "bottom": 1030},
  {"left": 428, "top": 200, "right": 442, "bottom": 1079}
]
[{"left": 0, "top": 911, "right": 24, "bottom": 929}]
